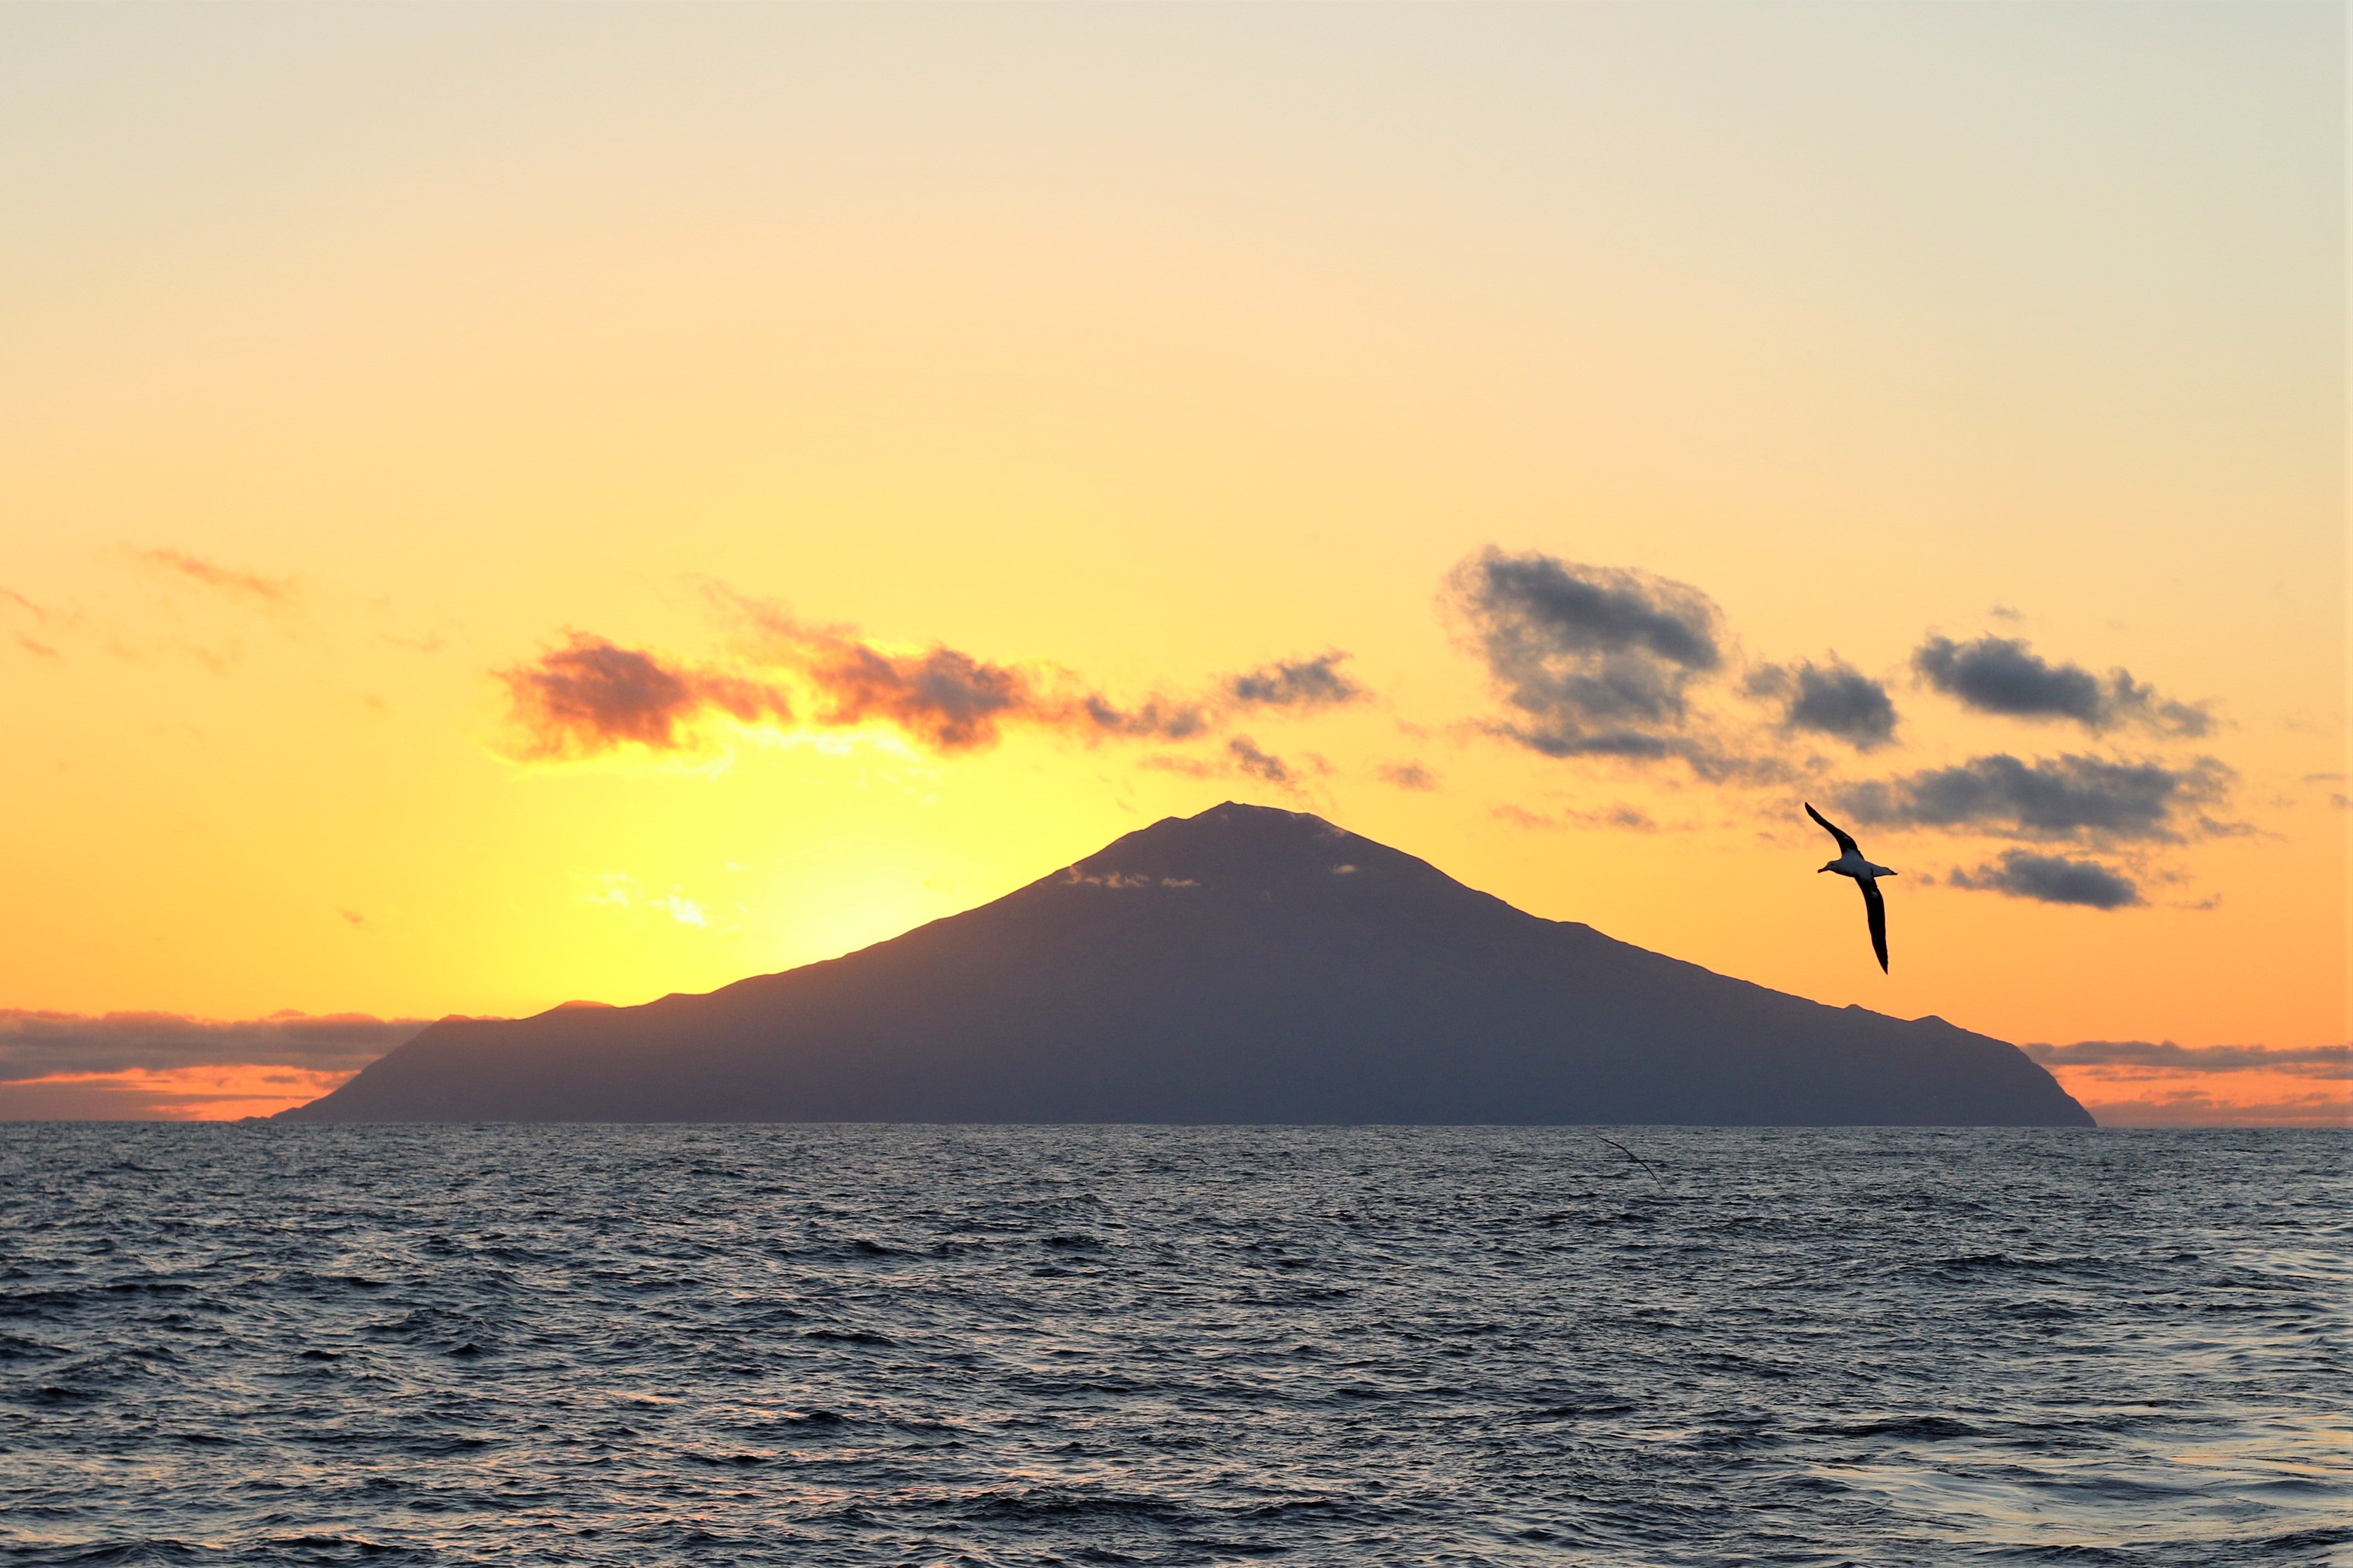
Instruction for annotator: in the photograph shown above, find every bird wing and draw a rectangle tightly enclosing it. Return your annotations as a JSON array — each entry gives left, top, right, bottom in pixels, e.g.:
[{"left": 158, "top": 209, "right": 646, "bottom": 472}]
[
  {"left": 1805, "top": 802, "right": 1860, "bottom": 856},
  {"left": 1859, "top": 876, "right": 1889, "bottom": 974}
]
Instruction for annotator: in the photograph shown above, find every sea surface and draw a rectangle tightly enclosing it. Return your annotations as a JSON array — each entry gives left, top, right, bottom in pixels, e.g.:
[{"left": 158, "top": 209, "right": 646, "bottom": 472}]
[{"left": 1, "top": 1124, "right": 2344, "bottom": 1567}]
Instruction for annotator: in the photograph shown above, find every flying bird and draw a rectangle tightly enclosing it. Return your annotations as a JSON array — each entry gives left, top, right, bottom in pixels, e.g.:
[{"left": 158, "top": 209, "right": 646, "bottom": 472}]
[{"left": 1806, "top": 802, "right": 1896, "bottom": 973}]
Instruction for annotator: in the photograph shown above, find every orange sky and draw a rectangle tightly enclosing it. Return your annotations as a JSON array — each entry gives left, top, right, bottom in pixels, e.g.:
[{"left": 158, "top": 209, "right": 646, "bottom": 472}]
[{"left": 0, "top": 4, "right": 2342, "bottom": 1122}]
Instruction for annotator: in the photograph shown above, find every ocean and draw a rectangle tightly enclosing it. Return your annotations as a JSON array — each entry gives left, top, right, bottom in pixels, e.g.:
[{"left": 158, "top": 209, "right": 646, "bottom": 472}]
[{"left": 2, "top": 1124, "right": 2343, "bottom": 1566}]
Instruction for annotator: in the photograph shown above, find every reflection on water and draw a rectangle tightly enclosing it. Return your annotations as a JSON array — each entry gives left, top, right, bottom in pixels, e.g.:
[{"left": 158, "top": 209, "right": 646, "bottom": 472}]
[{"left": 1, "top": 1124, "right": 2344, "bottom": 1565}]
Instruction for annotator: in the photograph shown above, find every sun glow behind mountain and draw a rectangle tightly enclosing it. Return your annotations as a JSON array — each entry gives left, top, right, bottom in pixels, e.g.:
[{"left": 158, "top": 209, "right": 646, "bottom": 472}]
[{"left": 0, "top": 4, "right": 2340, "bottom": 1122}]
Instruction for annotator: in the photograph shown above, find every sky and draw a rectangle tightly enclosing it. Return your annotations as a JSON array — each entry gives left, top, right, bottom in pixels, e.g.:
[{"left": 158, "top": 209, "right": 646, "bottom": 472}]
[{"left": 0, "top": 2, "right": 2343, "bottom": 1126}]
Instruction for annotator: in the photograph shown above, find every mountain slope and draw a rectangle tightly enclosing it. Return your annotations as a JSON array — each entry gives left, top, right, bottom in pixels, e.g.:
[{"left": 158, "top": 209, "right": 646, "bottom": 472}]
[{"left": 280, "top": 803, "right": 2092, "bottom": 1125}]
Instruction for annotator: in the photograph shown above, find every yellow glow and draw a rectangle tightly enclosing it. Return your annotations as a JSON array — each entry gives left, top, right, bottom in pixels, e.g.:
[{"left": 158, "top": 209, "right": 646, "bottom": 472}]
[{"left": 0, "top": 4, "right": 2340, "bottom": 1110}]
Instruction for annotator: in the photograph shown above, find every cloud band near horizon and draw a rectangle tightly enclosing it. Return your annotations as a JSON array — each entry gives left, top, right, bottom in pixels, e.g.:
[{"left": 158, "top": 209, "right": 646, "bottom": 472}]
[{"left": 495, "top": 604, "right": 1365, "bottom": 762}]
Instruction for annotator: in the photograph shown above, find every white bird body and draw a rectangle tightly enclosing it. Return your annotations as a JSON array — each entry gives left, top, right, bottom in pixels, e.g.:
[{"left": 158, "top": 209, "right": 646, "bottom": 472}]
[{"left": 1821, "top": 849, "right": 1895, "bottom": 882}]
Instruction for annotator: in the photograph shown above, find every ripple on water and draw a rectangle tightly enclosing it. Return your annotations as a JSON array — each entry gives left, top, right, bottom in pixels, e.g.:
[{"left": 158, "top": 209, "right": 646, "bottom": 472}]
[{"left": 0, "top": 1123, "right": 2344, "bottom": 1567}]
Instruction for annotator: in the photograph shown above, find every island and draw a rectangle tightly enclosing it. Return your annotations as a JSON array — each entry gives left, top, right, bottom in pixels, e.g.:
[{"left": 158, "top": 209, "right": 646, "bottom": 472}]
[{"left": 279, "top": 802, "right": 2093, "bottom": 1126}]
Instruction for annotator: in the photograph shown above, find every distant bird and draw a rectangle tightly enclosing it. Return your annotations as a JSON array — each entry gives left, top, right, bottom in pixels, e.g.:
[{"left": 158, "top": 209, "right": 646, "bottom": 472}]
[
  {"left": 1806, "top": 802, "right": 1896, "bottom": 973},
  {"left": 1597, "top": 1135, "right": 1663, "bottom": 1186}
]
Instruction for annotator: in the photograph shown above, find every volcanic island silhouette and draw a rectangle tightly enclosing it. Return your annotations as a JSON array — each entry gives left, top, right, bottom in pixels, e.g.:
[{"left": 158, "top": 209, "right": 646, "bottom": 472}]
[{"left": 280, "top": 802, "right": 2091, "bottom": 1126}]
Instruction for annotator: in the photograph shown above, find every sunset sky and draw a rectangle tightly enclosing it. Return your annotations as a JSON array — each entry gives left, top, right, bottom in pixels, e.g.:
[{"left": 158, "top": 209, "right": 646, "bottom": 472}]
[{"left": 1, "top": 3, "right": 2341, "bottom": 1125}]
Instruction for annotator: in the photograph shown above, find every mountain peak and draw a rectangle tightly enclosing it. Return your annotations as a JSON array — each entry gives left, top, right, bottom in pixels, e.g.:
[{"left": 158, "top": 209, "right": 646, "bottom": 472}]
[{"left": 1065, "top": 802, "right": 1450, "bottom": 897}]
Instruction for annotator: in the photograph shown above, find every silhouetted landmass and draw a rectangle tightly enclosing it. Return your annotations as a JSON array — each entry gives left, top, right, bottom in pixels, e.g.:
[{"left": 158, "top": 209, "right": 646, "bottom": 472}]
[{"left": 281, "top": 804, "right": 2093, "bottom": 1126}]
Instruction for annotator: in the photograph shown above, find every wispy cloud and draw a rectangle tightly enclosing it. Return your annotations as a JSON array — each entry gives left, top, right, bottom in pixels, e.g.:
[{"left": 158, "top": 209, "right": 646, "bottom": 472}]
[
  {"left": 1136, "top": 735, "right": 1326, "bottom": 793},
  {"left": 1377, "top": 761, "right": 1438, "bottom": 791},
  {"left": 0, "top": 588, "right": 65, "bottom": 659},
  {"left": 2022, "top": 1040, "right": 2349, "bottom": 1075},
  {"left": 1491, "top": 802, "right": 1658, "bottom": 832},
  {"left": 134, "top": 548, "right": 300, "bottom": 609},
  {"left": 2059, "top": 1088, "right": 2349, "bottom": 1128},
  {"left": 582, "top": 871, "right": 714, "bottom": 928}
]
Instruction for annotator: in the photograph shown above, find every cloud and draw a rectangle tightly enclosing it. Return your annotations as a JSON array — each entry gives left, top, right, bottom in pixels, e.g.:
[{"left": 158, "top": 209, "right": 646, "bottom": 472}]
[
  {"left": 2021, "top": 1041, "right": 2350, "bottom": 1076},
  {"left": 1746, "top": 659, "right": 1897, "bottom": 750},
  {"left": 1137, "top": 754, "right": 1218, "bottom": 780},
  {"left": 134, "top": 548, "right": 299, "bottom": 608},
  {"left": 506, "top": 592, "right": 1369, "bottom": 765},
  {"left": 1138, "top": 735, "right": 1320, "bottom": 791},
  {"left": 0, "top": 1065, "right": 368, "bottom": 1122},
  {"left": 1492, "top": 803, "right": 1657, "bottom": 832},
  {"left": 1948, "top": 850, "right": 2141, "bottom": 909},
  {"left": 496, "top": 634, "right": 795, "bottom": 760},
  {"left": 1378, "top": 761, "right": 1438, "bottom": 791},
  {"left": 1227, "top": 651, "right": 1363, "bottom": 711},
  {"left": 780, "top": 629, "right": 1040, "bottom": 751},
  {"left": 1912, "top": 635, "right": 2209, "bottom": 737},
  {"left": 581, "top": 872, "right": 716, "bottom": 928},
  {"left": 2021, "top": 1040, "right": 2349, "bottom": 1128},
  {"left": 2061, "top": 1088, "right": 2349, "bottom": 1128},
  {"left": 12, "top": 551, "right": 302, "bottom": 671},
  {"left": 0, "top": 1009, "right": 428, "bottom": 1083},
  {"left": 1227, "top": 736, "right": 1292, "bottom": 784},
  {"left": 1080, "top": 694, "right": 1214, "bottom": 741},
  {"left": 1838, "top": 753, "right": 2233, "bottom": 843},
  {"left": 1, "top": 588, "right": 65, "bottom": 658},
  {"left": 1444, "top": 548, "right": 1725, "bottom": 761},
  {"left": 1062, "top": 870, "right": 1199, "bottom": 889}
]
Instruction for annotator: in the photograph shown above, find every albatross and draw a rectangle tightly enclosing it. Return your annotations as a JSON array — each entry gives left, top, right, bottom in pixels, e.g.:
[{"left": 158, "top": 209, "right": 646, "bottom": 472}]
[{"left": 1805, "top": 802, "right": 1896, "bottom": 973}]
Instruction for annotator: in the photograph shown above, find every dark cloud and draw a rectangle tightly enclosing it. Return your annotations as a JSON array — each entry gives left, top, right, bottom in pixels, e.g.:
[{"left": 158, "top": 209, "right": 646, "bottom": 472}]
[
  {"left": 1227, "top": 736, "right": 1292, "bottom": 784},
  {"left": 1378, "top": 762, "right": 1437, "bottom": 791},
  {"left": 1912, "top": 635, "right": 2208, "bottom": 737},
  {"left": 1839, "top": 753, "right": 2232, "bottom": 843},
  {"left": 1080, "top": 695, "right": 1213, "bottom": 741},
  {"left": 1948, "top": 850, "right": 2141, "bottom": 909},
  {"left": 1227, "top": 652, "right": 1363, "bottom": 710},
  {"left": 2020, "top": 1041, "right": 2350, "bottom": 1077},
  {"left": 0, "top": 1010, "right": 429, "bottom": 1082},
  {"left": 496, "top": 635, "right": 795, "bottom": 759},
  {"left": 1747, "top": 660, "right": 1897, "bottom": 749},
  {"left": 1445, "top": 548, "right": 1723, "bottom": 760}
]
